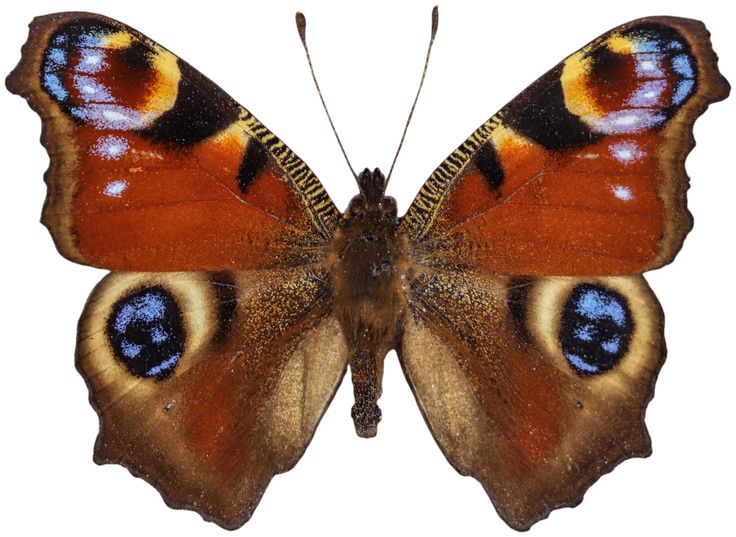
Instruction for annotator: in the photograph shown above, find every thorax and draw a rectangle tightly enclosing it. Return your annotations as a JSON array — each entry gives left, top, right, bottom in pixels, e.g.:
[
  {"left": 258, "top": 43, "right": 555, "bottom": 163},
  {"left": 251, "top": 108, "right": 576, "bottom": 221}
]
[{"left": 326, "top": 170, "right": 410, "bottom": 352}]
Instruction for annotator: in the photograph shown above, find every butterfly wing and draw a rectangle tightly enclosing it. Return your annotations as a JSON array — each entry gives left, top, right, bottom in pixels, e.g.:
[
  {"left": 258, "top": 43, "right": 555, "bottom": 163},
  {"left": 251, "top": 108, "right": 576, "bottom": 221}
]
[
  {"left": 77, "top": 268, "right": 348, "bottom": 528},
  {"left": 7, "top": 12, "right": 348, "bottom": 528},
  {"left": 6, "top": 12, "right": 341, "bottom": 271},
  {"left": 402, "top": 16, "right": 729, "bottom": 275},
  {"left": 401, "top": 271, "right": 663, "bottom": 529},
  {"left": 399, "top": 17, "right": 728, "bottom": 529}
]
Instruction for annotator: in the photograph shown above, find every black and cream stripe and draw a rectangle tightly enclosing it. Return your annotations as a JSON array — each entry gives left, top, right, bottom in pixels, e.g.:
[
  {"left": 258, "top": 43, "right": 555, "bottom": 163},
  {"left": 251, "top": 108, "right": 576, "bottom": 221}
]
[
  {"left": 239, "top": 111, "right": 341, "bottom": 240},
  {"left": 401, "top": 116, "right": 502, "bottom": 241}
]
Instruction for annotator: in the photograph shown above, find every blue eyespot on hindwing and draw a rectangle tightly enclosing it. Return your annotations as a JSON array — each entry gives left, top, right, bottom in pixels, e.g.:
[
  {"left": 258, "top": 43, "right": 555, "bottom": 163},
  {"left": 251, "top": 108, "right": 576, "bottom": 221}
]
[
  {"left": 106, "top": 286, "right": 185, "bottom": 379},
  {"left": 560, "top": 283, "right": 633, "bottom": 375}
]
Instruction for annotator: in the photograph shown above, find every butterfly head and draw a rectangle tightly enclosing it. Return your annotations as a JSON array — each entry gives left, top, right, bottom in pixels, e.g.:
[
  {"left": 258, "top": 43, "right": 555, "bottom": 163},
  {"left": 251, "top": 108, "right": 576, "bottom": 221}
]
[{"left": 348, "top": 168, "right": 397, "bottom": 222}]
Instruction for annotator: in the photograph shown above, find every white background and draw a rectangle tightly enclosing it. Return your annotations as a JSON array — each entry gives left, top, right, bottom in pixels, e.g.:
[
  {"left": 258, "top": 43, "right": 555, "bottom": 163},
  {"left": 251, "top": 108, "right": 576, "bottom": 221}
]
[{"left": 1, "top": 0, "right": 734, "bottom": 535}]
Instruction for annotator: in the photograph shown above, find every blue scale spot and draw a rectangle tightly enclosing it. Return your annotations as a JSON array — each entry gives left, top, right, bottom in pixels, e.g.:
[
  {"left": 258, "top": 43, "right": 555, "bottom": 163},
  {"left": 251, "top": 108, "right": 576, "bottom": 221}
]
[
  {"left": 42, "top": 73, "right": 68, "bottom": 102},
  {"left": 566, "top": 354, "right": 601, "bottom": 375},
  {"left": 78, "top": 33, "right": 104, "bottom": 47},
  {"left": 150, "top": 326, "right": 170, "bottom": 344},
  {"left": 42, "top": 36, "right": 70, "bottom": 104},
  {"left": 573, "top": 324, "right": 595, "bottom": 342},
  {"left": 560, "top": 284, "right": 634, "bottom": 375},
  {"left": 106, "top": 286, "right": 185, "bottom": 380},
  {"left": 635, "top": 40, "right": 661, "bottom": 53},
  {"left": 42, "top": 44, "right": 69, "bottom": 102},
  {"left": 575, "top": 288, "right": 626, "bottom": 326},
  {"left": 146, "top": 354, "right": 182, "bottom": 378},
  {"left": 120, "top": 340, "right": 143, "bottom": 359},
  {"left": 46, "top": 48, "right": 66, "bottom": 67},
  {"left": 672, "top": 53, "right": 695, "bottom": 78},
  {"left": 69, "top": 106, "right": 87, "bottom": 119},
  {"left": 601, "top": 337, "right": 622, "bottom": 354},
  {"left": 41, "top": 22, "right": 115, "bottom": 107},
  {"left": 672, "top": 79, "right": 696, "bottom": 105}
]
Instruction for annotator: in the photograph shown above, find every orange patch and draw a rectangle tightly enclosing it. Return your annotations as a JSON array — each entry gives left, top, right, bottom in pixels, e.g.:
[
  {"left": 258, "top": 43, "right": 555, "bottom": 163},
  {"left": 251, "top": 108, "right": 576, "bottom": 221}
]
[{"left": 70, "top": 128, "right": 313, "bottom": 270}]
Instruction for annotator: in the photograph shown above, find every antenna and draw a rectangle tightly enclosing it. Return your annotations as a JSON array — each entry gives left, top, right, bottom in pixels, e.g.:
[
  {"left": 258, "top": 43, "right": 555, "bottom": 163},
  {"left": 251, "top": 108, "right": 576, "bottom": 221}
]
[
  {"left": 296, "top": 12, "right": 358, "bottom": 180},
  {"left": 386, "top": 5, "right": 439, "bottom": 185}
]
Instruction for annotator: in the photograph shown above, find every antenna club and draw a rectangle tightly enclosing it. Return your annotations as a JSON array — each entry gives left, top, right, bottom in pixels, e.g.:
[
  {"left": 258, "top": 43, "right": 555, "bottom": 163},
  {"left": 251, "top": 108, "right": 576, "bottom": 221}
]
[{"left": 295, "top": 12, "right": 307, "bottom": 42}]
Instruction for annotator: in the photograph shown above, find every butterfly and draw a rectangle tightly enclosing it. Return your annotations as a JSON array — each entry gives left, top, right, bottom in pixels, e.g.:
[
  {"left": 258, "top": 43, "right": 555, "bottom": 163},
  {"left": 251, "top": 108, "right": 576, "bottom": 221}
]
[{"left": 5, "top": 7, "right": 729, "bottom": 533}]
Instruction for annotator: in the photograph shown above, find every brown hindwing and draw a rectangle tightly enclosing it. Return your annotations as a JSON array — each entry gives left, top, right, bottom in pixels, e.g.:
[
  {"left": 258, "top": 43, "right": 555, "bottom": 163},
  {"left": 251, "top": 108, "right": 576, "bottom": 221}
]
[{"left": 76, "top": 269, "right": 348, "bottom": 528}]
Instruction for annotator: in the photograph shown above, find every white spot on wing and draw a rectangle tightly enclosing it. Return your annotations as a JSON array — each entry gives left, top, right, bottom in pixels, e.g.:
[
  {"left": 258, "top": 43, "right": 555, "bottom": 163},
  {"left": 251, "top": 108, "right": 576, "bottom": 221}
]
[
  {"left": 91, "top": 135, "right": 130, "bottom": 160},
  {"left": 612, "top": 185, "right": 633, "bottom": 201},
  {"left": 593, "top": 110, "right": 665, "bottom": 134},
  {"left": 72, "top": 104, "right": 145, "bottom": 130},
  {"left": 103, "top": 110, "right": 129, "bottom": 122},
  {"left": 103, "top": 179, "right": 128, "bottom": 198},
  {"left": 609, "top": 140, "right": 645, "bottom": 164},
  {"left": 627, "top": 80, "right": 667, "bottom": 107},
  {"left": 634, "top": 54, "right": 665, "bottom": 78},
  {"left": 614, "top": 115, "right": 640, "bottom": 126},
  {"left": 76, "top": 49, "right": 106, "bottom": 74},
  {"left": 73, "top": 75, "right": 115, "bottom": 103}
]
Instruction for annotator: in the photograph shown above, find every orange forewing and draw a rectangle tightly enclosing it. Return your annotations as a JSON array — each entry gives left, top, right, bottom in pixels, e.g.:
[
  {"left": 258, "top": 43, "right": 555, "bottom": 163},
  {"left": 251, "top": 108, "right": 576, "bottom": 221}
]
[
  {"left": 7, "top": 12, "right": 338, "bottom": 271},
  {"left": 404, "top": 17, "right": 729, "bottom": 276}
]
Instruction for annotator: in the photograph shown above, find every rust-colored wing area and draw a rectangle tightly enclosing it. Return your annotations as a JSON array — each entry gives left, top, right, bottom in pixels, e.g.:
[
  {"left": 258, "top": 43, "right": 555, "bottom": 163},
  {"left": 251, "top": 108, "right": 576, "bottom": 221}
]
[
  {"left": 76, "top": 269, "right": 348, "bottom": 528},
  {"left": 400, "top": 270, "right": 665, "bottom": 529},
  {"left": 402, "top": 17, "right": 729, "bottom": 276},
  {"left": 6, "top": 12, "right": 341, "bottom": 271}
]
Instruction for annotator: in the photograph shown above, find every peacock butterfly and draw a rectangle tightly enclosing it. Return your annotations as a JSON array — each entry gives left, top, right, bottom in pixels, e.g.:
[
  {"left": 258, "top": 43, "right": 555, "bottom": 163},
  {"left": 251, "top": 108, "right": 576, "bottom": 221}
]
[{"left": 5, "top": 5, "right": 730, "bottom": 533}]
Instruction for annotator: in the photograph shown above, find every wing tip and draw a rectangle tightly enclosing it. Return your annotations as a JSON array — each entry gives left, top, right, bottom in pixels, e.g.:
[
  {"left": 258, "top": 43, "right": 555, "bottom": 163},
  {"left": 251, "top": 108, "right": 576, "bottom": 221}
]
[
  {"left": 6, "top": 12, "right": 121, "bottom": 95},
  {"left": 7, "top": 12, "right": 96, "bottom": 267},
  {"left": 636, "top": 15, "right": 729, "bottom": 271}
]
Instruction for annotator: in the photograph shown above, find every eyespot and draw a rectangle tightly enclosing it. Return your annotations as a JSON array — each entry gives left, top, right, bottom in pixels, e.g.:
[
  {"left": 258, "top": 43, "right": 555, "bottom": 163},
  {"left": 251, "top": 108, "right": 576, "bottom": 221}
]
[
  {"left": 41, "top": 19, "right": 182, "bottom": 131},
  {"left": 559, "top": 284, "right": 633, "bottom": 375},
  {"left": 521, "top": 276, "right": 658, "bottom": 382},
  {"left": 560, "top": 23, "right": 697, "bottom": 136},
  {"left": 106, "top": 286, "right": 185, "bottom": 379},
  {"left": 78, "top": 272, "right": 247, "bottom": 410}
]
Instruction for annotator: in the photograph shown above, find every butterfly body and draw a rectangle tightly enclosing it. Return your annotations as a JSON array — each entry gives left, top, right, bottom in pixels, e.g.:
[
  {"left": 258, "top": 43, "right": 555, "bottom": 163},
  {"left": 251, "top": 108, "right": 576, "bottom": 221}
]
[
  {"left": 6, "top": 10, "right": 728, "bottom": 531},
  {"left": 330, "top": 168, "right": 406, "bottom": 436}
]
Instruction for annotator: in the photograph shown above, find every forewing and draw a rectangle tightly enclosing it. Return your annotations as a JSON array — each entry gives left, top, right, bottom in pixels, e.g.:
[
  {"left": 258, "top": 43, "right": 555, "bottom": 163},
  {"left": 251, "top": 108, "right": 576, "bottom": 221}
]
[
  {"left": 401, "top": 17, "right": 729, "bottom": 275},
  {"left": 6, "top": 12, "right": 341, "bottom": 270},
  {"left": 77, "top": 268, "right": 348, "bottom": 528},
  {"left": 400, "top": 270, "right": 664, "bottom": 529}
]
